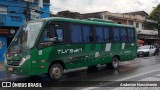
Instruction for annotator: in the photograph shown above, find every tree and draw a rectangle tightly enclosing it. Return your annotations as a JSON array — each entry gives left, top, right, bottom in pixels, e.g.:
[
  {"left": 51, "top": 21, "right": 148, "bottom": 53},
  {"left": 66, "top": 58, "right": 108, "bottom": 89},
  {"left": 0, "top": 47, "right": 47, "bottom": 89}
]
[
  {"left": 56, "top": 10, "right": 81, "bottom": 19},
  {"left": 149, "top": 4, "right": 160, "bottom": 37}
]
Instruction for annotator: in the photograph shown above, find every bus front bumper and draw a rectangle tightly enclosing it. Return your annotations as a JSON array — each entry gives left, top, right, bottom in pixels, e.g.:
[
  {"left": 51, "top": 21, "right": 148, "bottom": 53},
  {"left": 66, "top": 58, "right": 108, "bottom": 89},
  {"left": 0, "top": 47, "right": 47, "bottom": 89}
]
[
  {"left": 5, "top": 65, "right": 22, "bottom": 75},
  {"left": 4, "top": 63, "right": 31, "bottom": 76}
]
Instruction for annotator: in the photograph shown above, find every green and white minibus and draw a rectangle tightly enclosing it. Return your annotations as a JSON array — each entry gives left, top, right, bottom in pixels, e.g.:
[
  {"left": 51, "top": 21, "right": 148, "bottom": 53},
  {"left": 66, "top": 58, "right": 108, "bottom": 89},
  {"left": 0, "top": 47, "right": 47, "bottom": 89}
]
[{"left": 4, "top": 17, "right": 137, "bottom": 80}]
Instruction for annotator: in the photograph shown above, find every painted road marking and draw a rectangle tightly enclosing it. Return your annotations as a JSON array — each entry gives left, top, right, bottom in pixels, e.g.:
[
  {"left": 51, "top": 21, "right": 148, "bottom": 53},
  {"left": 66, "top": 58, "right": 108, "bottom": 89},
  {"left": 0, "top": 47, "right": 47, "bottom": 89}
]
[
  {"left": 155, "top": 74, "right": 160, "bottom": 77},
  {"left": 82, "top": 68, "right": 160, "bottom": 90},
  {"left": 139, "top": 77, "right": 160, "bottom": 81},
  {"left": 116, "top": 68, "right": 160, "bottom": 81}
]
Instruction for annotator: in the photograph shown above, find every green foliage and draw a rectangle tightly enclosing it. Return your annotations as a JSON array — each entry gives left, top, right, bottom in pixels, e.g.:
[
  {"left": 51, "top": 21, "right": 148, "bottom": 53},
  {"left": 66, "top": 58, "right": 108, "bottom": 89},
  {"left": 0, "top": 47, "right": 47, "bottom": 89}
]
[
  {"left": 149, "top": 4, "right": 160, "bottom": 20},
  {"left": 149, "top": 4, "right": 160, "bottom": 37}
]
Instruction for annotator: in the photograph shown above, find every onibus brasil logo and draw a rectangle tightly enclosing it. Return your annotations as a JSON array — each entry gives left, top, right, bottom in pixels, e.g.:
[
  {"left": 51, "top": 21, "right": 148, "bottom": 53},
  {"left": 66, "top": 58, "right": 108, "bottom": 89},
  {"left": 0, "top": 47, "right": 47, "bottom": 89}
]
[{"left": 1, "top": 82, "right": 42, "bottom": 87}]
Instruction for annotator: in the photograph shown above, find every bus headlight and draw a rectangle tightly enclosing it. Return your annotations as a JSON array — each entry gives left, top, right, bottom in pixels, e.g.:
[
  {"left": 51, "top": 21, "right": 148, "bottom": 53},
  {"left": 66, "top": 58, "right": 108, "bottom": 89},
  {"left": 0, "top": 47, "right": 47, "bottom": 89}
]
[
  {"left": 19, "top": 55, "right": 30, "bottom": 66},
  {"left": 19, "top": 58, "right": 26, "bottom": 66}
]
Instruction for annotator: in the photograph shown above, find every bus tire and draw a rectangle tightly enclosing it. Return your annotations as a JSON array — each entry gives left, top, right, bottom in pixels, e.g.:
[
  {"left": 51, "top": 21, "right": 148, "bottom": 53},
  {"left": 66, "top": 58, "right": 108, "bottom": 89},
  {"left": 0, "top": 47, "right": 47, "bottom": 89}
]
[
  {"left": 49, "top": 63, "right": 63, "bottom": 80},
  {"left": 107, "top": 56, "right": 119, "bottom": 69}
]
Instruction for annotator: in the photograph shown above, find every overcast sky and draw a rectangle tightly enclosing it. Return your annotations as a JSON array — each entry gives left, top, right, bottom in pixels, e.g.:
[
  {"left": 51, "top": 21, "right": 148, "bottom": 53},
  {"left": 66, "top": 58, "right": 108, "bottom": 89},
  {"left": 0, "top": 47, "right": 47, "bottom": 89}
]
[{"left": 50, "top": 0, "right": 160, "bottom": 14}]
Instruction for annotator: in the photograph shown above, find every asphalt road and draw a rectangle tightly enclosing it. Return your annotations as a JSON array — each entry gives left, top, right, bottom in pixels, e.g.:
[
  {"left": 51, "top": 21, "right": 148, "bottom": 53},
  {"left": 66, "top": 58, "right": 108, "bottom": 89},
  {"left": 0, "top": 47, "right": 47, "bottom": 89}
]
[{"left": 0, "top": 55, "right": 160, "bottom": 90}]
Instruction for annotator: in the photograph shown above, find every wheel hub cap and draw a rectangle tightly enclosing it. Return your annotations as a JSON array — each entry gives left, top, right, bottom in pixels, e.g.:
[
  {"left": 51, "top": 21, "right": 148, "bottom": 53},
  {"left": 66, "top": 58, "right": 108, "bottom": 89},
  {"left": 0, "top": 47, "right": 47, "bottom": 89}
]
[{"left": 52, "top": 67, "right": 60, "bottom": 76}]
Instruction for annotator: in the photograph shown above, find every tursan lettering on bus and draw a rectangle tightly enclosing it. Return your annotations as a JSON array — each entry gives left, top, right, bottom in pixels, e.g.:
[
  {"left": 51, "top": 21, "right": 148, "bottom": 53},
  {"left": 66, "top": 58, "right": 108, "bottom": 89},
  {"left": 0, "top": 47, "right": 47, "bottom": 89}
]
[{"left": 57, "top": 48, "right": 83, "bottom": 54}]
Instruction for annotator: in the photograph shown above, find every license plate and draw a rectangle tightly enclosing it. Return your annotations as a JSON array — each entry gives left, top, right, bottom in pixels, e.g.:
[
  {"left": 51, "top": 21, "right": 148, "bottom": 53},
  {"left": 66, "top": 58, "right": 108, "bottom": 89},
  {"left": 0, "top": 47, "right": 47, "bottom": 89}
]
[
  {"left": 139, "top": 52, "right": 143, "bottom": 54},
  {"left": 8, "top": 67, "right": 13, "bottom": 71}
]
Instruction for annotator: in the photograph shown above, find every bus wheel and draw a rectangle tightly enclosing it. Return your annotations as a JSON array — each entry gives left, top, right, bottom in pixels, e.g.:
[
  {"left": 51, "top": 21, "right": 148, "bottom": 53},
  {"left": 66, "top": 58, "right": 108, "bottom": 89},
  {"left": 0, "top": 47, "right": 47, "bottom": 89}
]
[
  {"left": 49, "top": 63, "right": 63, "bottom": 80},
  {"left": 107, "top": 56, "right": 119, "bottom": 69}
]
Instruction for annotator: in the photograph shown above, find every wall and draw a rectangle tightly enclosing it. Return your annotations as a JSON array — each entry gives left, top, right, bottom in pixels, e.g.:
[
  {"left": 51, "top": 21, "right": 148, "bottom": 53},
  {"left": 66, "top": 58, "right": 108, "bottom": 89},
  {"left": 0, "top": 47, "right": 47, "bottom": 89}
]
[
  {"left": 108, "top": 17, "right": 127, "bottom": 24},
  {"left": 0, "top": 0, "right": 25, "bottom": 27},
  {"left": 0, "top": 0, "right": 50, "bottom": 27}
]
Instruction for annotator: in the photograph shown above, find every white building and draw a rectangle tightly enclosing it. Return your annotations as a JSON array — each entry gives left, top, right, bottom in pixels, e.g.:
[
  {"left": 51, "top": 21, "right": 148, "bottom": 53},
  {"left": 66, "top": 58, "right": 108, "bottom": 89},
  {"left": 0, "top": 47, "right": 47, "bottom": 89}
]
[{"left": 82, "top": 11, "right": 158, "bottom": 45}]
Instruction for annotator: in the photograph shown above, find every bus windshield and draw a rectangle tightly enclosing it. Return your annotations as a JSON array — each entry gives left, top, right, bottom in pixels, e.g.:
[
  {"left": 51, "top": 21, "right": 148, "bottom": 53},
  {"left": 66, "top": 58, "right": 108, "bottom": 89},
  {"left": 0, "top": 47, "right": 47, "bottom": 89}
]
[{"left": 8, "top": 21, "right": 44, "bottom": 52}]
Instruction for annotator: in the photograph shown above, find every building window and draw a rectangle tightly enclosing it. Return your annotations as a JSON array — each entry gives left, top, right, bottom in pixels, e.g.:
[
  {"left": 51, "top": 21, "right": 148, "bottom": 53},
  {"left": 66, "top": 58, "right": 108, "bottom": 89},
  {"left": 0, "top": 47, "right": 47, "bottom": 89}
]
[
  {"left": 70, "top": 24, "right": 82, "bottom": 43},
  {"left": 118, "top": 22, "right": 122, "bottom": 24},
  {"left": 0, "top": 15, "right": 6, "bottom": 22},
  {"left": 136, "top": 22, "right": 139, "bottom": 28},
  {"left": 11, "top": 16, "right": 22, "bottom": 22},
  {"left": 142, "top": 24, "right": 145, "bottom": 30},
  {"left": 0, "top": 5, "right": 7, "bottom": 14},
  {"left": 128, "top": 20, "right": 133, "bottom": 25}
]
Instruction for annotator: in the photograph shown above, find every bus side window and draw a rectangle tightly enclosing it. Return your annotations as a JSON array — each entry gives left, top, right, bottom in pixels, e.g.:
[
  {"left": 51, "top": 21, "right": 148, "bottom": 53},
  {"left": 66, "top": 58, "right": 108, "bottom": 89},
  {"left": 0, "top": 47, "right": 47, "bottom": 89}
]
[
  {"left": 104, "top": 27, "right": 110, "bottom": 42},
  {"left": 55, "top": 28, "right": 64, "bottom": 42},
  {"left": 38, "top": 27, "right": 55, "bottom": 48},
  {"left": 82, "top": 25, "right": 92, "bottom": 43},
  {"left": 42, "top": 28, "right": 55, "bottom": 42},
  {"left": 128, "top": 28, "right": 134, "bottom": 42},
  {"left": 113, "top": 27, "right": 120, "bottom": 42},
  {"left": 120, "top": 28, "right": 127, "bottom": 42},
  {"left": 95, "top": 26, "right": 104, "bottom": 42},
  {"left": 70, "top": 24, "right": 82, "bottom": 43}
]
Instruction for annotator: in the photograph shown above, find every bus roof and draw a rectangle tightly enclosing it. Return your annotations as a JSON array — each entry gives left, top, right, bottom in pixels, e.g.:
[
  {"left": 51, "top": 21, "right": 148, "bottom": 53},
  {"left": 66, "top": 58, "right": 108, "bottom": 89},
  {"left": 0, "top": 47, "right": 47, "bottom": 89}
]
[{"left": 36, "top": 17, "right": 135, "bottom": 28}]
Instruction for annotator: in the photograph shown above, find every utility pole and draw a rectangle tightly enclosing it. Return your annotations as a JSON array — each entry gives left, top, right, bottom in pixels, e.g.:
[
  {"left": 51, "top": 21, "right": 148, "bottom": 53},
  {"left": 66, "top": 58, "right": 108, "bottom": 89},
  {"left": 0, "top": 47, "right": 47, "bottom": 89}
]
[
  {"left": 24, "top": 0, "right": 44, "bottom": 21},
  {"left": 24, "top": 0, "right": 34, "bottom": 22},
  {"left": 26, "top": 1, "right": 30, "bottom": 22}
]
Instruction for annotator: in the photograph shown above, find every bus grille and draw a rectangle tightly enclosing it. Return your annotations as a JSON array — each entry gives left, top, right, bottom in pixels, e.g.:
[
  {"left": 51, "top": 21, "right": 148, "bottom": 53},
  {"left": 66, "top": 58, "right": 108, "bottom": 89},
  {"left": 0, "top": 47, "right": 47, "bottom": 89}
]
[{"left": 7, "top": 60, "right": 20, "bottom": 66}]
